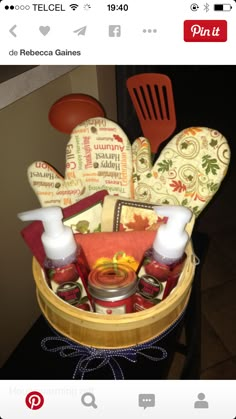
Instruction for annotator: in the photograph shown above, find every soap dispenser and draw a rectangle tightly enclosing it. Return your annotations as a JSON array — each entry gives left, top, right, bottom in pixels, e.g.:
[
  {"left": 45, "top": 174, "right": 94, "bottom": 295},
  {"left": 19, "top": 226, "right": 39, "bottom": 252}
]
[
  {"left": 152, "top": 205, "right": 192, "bottom": 266},
  {"left": 18, "top": 206, "right": 92, "bottom": 310},
  {"left": 135, "top": 205, "right": 192, "bottom": 310}
]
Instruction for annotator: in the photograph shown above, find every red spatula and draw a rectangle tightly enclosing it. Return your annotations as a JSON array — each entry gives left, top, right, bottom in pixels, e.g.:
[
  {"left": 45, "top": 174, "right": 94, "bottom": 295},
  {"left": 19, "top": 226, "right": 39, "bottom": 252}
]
[{"left": 126, "top": 73, "right": 176, "bottom": 155}]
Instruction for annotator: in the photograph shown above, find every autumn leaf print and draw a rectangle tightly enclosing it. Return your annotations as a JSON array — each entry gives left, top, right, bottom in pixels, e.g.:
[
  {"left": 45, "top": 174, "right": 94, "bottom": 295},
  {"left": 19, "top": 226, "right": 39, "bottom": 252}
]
[
  {"left": 207, "top": 182, "right": 219, "bottom": 192},
  {"left": 133, "top": 173, "right": 141, "bottom": 182},
  {"left": 181, "top": 141, "right": 189, "bottom": 150},
  {"left": 71, "top": 220, "right": 90, "bottom": 233},
  {"left": 190, "top": 206, "right": 201, "bottom": 217},
  {"left": 126, "top": 214, "right": 150, "bottom": 230},
  {"left": 183, "top": 127, "right": 202, "bottom": 136},
  {"left": 113, "top": 134, "right": 123, "bottom": 143},
  {"left": 202, "top": 155, "right": 220, "bottom": 175},
  {"left": 139, "top": 157, "right": 147, "bottom": 165},
  {"left": 210, "top": 139, "right": 218, "bottom": 148},
  {"left": 170, "top": 180, "right": 187, "bottom": 193},
  {"left": 157, "top": 159, "right": 173, "bottom": 173}
]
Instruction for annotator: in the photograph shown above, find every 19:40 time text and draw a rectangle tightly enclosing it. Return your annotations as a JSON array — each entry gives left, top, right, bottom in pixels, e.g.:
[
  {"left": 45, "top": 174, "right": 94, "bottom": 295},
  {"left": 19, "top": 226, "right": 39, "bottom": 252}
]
[{"left": 107, "top": 4, "right": 129, "bottom": 11}]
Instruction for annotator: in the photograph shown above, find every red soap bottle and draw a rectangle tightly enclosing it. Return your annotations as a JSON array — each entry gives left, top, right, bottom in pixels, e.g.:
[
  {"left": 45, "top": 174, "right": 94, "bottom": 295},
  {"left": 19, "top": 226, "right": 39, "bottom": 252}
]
[
  {"left": 137, "top": 205, "right": 192, "bottom": 304},
  {"left": 18, "top": 206, "right": 92, "bottom": 310}
]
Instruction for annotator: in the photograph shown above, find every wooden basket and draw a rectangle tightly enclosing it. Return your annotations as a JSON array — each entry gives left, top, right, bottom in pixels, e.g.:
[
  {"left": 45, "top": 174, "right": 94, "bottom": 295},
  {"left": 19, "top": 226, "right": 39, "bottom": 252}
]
[{"left": 33, "top": 240, "right": 196, "bottom": 349}]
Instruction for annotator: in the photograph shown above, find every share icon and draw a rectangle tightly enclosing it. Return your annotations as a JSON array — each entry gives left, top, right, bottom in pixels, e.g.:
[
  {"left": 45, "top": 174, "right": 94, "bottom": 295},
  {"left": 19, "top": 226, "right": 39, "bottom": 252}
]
[{"left": 73, "top": 26, "right": 87, "bottom": 36}]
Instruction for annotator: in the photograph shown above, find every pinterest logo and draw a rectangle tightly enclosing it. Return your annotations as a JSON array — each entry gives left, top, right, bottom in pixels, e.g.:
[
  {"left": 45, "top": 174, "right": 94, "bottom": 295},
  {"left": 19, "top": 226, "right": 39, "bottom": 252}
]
[{"left": 25, "top": 391, "right": 44, "bottom": 410}]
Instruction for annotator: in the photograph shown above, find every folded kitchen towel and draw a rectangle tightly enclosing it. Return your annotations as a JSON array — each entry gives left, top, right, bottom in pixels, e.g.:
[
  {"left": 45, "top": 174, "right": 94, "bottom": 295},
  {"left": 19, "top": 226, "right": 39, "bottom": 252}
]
[
  {"left": 22, "top": 220, "right": 156, "bottom": 272},
  {"left": 74, "top": 230, "right": 157, "bottom": 270},
  {"left": 101, "top": 195, "right": 167, "bottom": 232}
]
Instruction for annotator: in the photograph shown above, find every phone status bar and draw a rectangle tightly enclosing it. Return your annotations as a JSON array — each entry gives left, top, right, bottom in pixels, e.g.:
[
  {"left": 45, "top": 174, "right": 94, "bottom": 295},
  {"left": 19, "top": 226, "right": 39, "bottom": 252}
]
[{"left": 0, "top": 1, "right": 132, "bottom": 13}]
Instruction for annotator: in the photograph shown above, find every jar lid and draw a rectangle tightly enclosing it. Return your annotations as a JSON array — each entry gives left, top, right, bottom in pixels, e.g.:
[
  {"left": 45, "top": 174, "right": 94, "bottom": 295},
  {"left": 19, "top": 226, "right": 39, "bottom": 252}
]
[{"left": 88, "top": 263, "right": 137, "bottom": 301}]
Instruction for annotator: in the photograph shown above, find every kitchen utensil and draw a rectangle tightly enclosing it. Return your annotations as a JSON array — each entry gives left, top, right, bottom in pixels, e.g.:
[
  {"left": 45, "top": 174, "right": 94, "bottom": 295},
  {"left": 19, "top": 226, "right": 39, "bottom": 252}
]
[
  {"left": 126, "top": 73, "right": 176, "bottom": 155},
  {"left": 48, "top": 93, "right": 105, "bottom": 134}
]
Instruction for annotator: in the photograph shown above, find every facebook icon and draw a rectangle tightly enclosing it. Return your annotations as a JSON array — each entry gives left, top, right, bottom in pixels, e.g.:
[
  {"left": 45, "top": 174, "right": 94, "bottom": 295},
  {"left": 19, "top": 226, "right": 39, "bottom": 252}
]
[{"left": 109, "top": 25, "right": 121, "bottom": 37}]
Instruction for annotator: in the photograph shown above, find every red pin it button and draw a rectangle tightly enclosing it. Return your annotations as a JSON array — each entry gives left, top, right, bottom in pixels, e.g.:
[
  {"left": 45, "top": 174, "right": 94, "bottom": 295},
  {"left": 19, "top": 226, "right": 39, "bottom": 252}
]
[{"left": 184, "top": 20, "right": 227, "bottom": 41}]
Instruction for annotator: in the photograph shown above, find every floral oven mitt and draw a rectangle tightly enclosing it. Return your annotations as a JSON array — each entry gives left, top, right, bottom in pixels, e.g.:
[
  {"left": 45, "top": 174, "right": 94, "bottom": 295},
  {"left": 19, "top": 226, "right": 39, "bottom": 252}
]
[
  {"left": 28, "top": 117, "right": 133, "bottom": 208},
  {"left": 132, "top": 127, "right": 230, "bottom": 217}
]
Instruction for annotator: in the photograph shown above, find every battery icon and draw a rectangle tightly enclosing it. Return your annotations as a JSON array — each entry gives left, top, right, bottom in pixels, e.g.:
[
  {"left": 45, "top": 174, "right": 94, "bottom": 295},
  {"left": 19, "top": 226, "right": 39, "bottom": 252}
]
[{"left": 214, "top": 3, "right": 232, "bottom": 10}]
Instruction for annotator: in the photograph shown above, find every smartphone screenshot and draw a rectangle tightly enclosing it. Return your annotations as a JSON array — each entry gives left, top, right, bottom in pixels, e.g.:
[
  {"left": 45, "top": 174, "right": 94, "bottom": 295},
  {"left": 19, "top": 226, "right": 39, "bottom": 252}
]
[{"left": 0, "top": 0, "right": 235, "bottom": 417}]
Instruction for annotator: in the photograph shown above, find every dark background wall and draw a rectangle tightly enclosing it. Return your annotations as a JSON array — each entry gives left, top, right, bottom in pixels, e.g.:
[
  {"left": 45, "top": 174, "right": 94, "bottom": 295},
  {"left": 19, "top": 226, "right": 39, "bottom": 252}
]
[{"left": 116, "top": 65, "right": 236, "bottom": 151}]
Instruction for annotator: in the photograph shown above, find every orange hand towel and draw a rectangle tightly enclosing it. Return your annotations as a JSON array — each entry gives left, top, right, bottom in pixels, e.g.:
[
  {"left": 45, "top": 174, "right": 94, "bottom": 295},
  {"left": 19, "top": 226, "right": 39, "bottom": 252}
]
[{"left": 75, "top": 230, "right": 157, "bottom": 270}]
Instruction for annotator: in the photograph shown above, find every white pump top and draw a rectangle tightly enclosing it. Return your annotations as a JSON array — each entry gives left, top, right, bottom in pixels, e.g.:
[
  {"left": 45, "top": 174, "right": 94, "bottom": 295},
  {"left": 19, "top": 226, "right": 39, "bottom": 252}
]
[
  {"left": 18, "top": 206, "right": 77, "bottom": 261},
  {"left": 153, "top": 205, "right": 192, "bottom": 264}
]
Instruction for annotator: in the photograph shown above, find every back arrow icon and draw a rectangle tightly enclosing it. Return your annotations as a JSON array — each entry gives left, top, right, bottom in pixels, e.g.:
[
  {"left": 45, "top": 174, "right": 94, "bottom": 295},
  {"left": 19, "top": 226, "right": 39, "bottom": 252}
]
[{"left": 9, "top": 25, "right": 17, "bottom": 37}]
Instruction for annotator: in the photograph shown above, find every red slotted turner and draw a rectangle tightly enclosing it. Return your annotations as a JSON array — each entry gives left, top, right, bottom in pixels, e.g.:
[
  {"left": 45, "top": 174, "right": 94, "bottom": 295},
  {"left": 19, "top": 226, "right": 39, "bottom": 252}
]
[{"left": 126, "top": 73, "right": 176, "bottom": 155}]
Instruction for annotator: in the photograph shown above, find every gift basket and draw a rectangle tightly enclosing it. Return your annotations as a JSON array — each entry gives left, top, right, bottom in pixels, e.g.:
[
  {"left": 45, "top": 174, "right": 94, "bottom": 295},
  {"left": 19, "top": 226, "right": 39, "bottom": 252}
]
[{"left": 18, "top": 84, "right": 231, "bottom": 378}]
